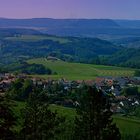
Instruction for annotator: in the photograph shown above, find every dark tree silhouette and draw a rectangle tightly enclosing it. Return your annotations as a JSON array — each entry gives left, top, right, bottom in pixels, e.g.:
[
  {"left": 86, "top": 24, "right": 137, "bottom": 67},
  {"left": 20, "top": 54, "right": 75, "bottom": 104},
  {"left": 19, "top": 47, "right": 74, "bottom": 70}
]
[
  {"left": 73, "top": 85, "right": 121, "bottom": 140},
  {"left": 0, "top": 96, "right": 16, "bottom": 140},
  {"left": 20, "top": 89, "right": 65, "bottom": 140}
]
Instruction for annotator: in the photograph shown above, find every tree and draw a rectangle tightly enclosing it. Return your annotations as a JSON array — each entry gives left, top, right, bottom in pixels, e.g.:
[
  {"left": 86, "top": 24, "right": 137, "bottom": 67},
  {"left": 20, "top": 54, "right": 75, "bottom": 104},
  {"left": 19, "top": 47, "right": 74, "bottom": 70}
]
[
  {"left": 20, "top": 79, "right": 33, "bottom": 99},
  {"left": 135, "top": 106, "right": 140, "bottom": 118},
  {"left": 20, "top": 89, "right": 65, "bottom": 140},
  {"left": 73, "top": 85, "right": 121, "bottom": 140},
  {"left": 122, "top": 86, "right": 139, "bottom": 96},
  {"left": 134, "top": 70, "right": 140, "bottom": 76},
  {"left": 0, "top": 96, "right": 17, "bottom": 140},
  {"left": 6, "top": 79, "right": 33, "bottom": 101}
]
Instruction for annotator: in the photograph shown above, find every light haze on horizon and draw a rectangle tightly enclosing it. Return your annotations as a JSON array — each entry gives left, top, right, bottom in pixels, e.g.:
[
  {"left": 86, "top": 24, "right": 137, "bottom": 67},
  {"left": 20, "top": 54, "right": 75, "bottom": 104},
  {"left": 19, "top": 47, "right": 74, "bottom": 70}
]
[{"left": 0, "top": 0, "right": 140, "bottom": 20}]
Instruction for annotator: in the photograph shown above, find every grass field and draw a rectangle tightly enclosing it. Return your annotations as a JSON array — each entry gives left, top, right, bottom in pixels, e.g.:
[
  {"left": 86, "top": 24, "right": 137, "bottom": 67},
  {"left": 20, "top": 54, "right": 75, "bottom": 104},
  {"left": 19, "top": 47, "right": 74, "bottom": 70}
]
[
  {"left": 13, "top": 102, "right": 140, "bottom": 140},
  {"left": 28, "top": 58, "right": 135, "bottom": 80},
  {"left": 5, "top": 35, "right": 70, "bottom": 44}
]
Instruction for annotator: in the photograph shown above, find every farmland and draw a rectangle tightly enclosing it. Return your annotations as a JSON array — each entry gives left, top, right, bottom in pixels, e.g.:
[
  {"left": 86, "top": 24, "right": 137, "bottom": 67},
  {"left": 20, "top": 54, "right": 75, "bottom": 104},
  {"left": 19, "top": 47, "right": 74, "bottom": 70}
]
[{"left": 28, "top": 58, "right": 135, "bottom": 80}]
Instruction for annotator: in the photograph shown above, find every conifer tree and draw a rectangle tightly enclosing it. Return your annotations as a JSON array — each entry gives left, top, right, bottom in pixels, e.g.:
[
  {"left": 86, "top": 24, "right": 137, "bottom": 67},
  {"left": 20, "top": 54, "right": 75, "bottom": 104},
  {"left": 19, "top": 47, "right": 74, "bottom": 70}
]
[
  {"left": 0, "top": 97, "right": 16, "bottom": 140},
  {"left": 73, "top": 85, "right": 121, "bottom": 140},
  {"left": 21, "top": 89, "right": 65, "bottom": 140}
]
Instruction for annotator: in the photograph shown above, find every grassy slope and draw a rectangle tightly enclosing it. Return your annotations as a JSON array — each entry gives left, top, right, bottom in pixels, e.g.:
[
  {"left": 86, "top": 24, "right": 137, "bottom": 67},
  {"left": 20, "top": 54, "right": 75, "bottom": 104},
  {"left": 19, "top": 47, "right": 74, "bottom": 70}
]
[
  {"left": 28, "top": 58, "right": 135, "bottom": 80},
  {"left": 12, "top": 101, "right": 26, "bottom": 133},
  {"left": 113, "top": 116, "right": 140, "bottom": 139}
]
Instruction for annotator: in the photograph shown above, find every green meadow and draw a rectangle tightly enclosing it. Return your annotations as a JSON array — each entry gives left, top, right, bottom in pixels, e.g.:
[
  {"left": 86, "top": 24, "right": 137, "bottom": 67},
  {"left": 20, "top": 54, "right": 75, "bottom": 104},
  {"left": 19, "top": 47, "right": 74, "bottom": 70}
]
[{"left": 28, "top": 58, "right": 135, "bottom": 80}]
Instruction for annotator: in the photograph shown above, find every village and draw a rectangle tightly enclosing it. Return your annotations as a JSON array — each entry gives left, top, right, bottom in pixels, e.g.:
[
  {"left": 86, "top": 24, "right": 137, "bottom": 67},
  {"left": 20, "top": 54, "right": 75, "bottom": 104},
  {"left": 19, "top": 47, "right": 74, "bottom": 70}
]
[{"left": 0, "top": 72, "right": 140, "bottom": 114}]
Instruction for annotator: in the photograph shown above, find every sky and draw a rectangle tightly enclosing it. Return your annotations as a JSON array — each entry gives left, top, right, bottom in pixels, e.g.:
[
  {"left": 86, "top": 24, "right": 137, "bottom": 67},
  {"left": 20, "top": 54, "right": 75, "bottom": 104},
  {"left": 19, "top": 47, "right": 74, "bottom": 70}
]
[{"left": 0, "top": 0, "right": 140, "bottom": 19}]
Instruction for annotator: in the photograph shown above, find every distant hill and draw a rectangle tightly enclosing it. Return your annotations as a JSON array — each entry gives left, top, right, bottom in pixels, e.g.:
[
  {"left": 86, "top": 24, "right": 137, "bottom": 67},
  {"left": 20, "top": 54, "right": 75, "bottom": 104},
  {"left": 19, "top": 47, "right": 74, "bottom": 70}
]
[
  {"left": 104, "top": 48, "right": 140, "bottom": 68},
  {"left": 1, "top": 18, "right": 140, "bottom": 42},
  {"left": 0, "top": 21, "right": 139, "bottom": 69},
  {"left": 115, "top": 20, "right": 140, "bottom": 28},
  {"left": 0, "top": 28, "right": 41, "bottom": 37},
  {"left": 0, "top": 34, "right": 120, "bottom": 64},
  {"left": 110, "top": 36, "right": 140, "bottom": 48},
  {"left": 0, "top": 18, "right": 119, "bottom": 28}
]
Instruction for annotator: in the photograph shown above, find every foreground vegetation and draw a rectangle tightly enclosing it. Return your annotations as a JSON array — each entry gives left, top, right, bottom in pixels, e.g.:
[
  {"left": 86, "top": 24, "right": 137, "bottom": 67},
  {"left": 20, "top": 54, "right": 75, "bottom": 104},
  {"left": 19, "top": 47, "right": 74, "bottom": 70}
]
[
  {"left": 0, "top": 62, "right": 52, "bottom": 75},
  {"left": 13, "top": 102, "right": 140, "bottom": 140},
  {"left": 28, "top": 58, "right": 135, "bottom": 80},
  {"left": 51, "top": 105, "right": 140, "bottom": 140},
  {"left": 1, "top": 78, "right": 140, "bottom": 140}
]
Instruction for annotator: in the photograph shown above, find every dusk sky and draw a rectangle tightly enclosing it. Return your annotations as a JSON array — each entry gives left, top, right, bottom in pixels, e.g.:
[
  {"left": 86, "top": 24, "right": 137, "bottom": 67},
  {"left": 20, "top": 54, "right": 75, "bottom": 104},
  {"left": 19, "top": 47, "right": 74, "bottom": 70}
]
[{"left": 0, "top": 0, "right": 140, "bottom": 19}]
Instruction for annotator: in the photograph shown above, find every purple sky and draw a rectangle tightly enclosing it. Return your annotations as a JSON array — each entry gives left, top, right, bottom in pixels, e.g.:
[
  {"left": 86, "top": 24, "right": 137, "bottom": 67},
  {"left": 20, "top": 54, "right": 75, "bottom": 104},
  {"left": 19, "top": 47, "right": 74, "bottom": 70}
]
[{"left": 0, "top": 0, "right": 140, "bottom": 19}]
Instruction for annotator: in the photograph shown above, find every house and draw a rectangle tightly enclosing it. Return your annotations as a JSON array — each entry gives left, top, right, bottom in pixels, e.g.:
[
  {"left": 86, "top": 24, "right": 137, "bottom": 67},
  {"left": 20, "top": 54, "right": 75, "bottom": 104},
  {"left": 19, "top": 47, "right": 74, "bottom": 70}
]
[
  {"left": 47, "top": 56, "right": 60, "bottom": 61},
  {"left": 111, "top": 84, "right": 121, "bottom": 96},
  {"left": 110, "top": 103, "right": 125, "bottom": 113},
  {"left": 95, "top": 77, "right": 105, "bottom": 88},
  {"left": 115, "top": 77, "right": 128, "bottom": 88},
  {"left": 0, "top": 73, "right": 5, "bottom": 79},
  {"left": 115, "top": 96, "right": 127, "bottom": 101},
  {"left": 104, "top": 77, "right": 114, "bottom": 86}
]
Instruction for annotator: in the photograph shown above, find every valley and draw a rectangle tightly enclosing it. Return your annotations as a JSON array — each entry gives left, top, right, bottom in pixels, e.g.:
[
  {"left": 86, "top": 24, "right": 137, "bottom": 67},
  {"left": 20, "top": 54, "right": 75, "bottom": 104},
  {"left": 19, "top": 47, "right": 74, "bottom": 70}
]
[{"left": 0, "top": 18, "right": 140, "bottom": 140}]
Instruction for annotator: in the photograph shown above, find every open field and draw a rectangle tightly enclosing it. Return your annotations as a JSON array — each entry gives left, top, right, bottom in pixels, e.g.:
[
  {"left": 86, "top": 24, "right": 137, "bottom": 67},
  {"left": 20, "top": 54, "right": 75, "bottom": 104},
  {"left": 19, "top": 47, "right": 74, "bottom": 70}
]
[
  {"left": 113, "top": 115, "right": 140, "bottom": 139},
  {"left": 28, "top": 58, "right": 135, "bottom": 80},
  {"left": 5, "top": 35, "right": 70, "bottom": 44}
]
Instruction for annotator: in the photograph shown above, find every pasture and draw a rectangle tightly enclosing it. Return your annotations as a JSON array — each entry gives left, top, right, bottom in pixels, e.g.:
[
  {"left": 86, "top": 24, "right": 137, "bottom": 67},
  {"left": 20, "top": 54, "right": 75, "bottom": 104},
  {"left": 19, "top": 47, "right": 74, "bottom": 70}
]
[{"left": 28, "top": 58, "right": 135, "bottom": 80}]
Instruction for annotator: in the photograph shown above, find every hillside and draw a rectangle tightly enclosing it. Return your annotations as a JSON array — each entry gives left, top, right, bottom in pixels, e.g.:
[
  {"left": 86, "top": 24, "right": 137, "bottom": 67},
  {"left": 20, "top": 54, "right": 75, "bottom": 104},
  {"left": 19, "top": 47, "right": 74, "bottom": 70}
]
[
  {"left": 27, "top": 58, "right": 134, "bottom": 80},
  {"left": 105, "top": 48, "right": 140, "bottom": 68},
  {"left": 0, "top": 34, "right": 120, "bottom": 64},
  {"left": 111, "top": 36, "right": 140, "bottom": 48},
  {"left": 115, "top": 20, "right": 140, "bottom": 28},
  {"left": 0, "top": 28, "right": 139, "bottom": 69},
  {"left": 0, "top": 28, "right": 41, "bottom": 37}
]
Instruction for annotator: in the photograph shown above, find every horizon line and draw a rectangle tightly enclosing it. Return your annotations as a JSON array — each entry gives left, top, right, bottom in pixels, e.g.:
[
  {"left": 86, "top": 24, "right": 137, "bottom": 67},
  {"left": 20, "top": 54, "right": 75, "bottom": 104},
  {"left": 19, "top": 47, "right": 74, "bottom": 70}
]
[{"left": 0, "top": 17, "right": 140, "bottom": 21}]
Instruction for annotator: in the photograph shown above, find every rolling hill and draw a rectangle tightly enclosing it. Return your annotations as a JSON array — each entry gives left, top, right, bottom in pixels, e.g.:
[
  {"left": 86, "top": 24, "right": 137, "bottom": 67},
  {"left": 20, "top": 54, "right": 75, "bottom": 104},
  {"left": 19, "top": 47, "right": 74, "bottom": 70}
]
[
  {"left": 0, "top": 34, "right": 120, "bottom": 65},
  {"left": 1, "top": 18, "right": 140, "bottom": 40},
  {"left": 27, "top": 58, "right": 135, "bottom": 80},
  {"left": 105, "top": 48, "right": 140, "bottom": 68},
  {"left": 0, "top": 28, "right": 41, "bottom": 37},
  {"left": 0, "top": 18, "right": 119, "bottom": 28},
  {"left": 0, "top": 27, "right": 139, "bottom": 69},
  {"left": 115, "top": 20, "right": 140, "bottom": 28}
]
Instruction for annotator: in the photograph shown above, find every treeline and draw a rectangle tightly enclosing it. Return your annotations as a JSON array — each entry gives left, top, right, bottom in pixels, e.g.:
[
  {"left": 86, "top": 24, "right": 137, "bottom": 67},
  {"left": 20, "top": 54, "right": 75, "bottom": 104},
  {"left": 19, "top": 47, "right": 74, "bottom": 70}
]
[
  {"left": 0, "top": 62, "right": 52, "bottom": 75},
  {"left": 99, "top": 48, "right": 140, "bottom": 69},
  {"left": 0, "top": 35, "right": 119, "bottom": 65},
  {"left": 135, "top": 70, "right": 140, "bottom": 76},
  {"left": 0, "top": 79, "right": 122, "bottom": 140}
]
